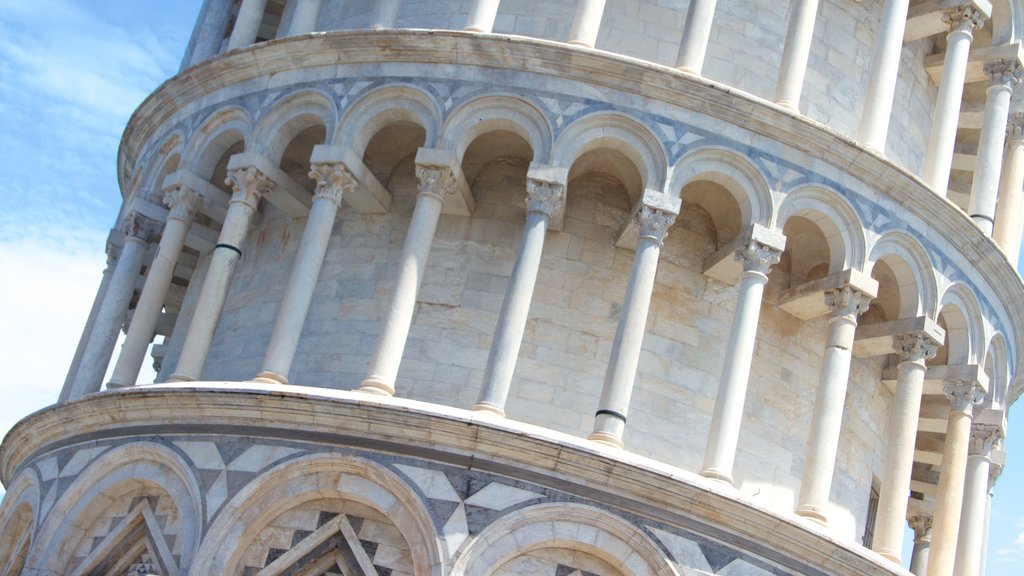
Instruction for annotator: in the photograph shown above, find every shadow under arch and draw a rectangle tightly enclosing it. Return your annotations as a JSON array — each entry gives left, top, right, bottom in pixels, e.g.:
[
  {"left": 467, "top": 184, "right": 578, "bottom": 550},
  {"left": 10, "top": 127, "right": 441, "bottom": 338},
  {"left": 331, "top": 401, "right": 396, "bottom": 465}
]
[
  {"left": 669, "top": 146, "right": 774, "bottom": 233},
  {"left": 251, "top": 88, "right": 337, "bottom": 165},
  {"left": 554, "top": 112, "right": 668, "bottom": 196},
  {"left": 776, "top": 185, "right": 866, "bottom": 284},
  {"left": 440, "top": 94, "right": 553, "bottom": 164},
  {"left": 183, "top": 105, "right": 252, "bottom": 179},
  {"left": 935, "top": 283, "right": 986, "bottom": 366},
  {"left": 335, "top": 84, "right": 442, "bottom": 154},
  {"left": 865, "top": 230, "right": 938, "bottom": 321},
  {"left": 0, "top": 468, "right": 40, "bottom": 574}
]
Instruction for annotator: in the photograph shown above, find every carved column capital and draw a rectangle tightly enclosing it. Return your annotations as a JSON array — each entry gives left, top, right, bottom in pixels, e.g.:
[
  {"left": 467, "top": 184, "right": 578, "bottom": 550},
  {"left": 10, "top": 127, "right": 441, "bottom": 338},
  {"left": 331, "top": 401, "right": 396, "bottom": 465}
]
[
  {"left": 983, "top": 58, "right": 1023, "bottom": 89},
  {"left": 225, "top": 166, "right": 273, "bottom": 209},
  {"left": 735, "top": 239, "right": 782, "bottom": 275},
  {"left": 163, "top": 186, "right": 204, "bottom": 223},
  {"left": 944, "top": 379, "right": 985, "bottom": 414},
  {"left": 968, "top": 423, "right": 1001, "bottom": 455},
  {"left": 893, "top": 332, "right": 941, "bottom": 363},
  {"left": 942, "top": 5, "right": 985, "bottom": 33},
  {"left": 824, "top": 285, "right": 872, "bottom": 319},
  {"left": 121, "top": 211, "right": 159, "bottom": 243},
  {"left": 908, "top": 513, "right": 933, "bottom": 540},
  {"left": 636, "top": 205, "right": 676, "bottom": 246},
  {"left": 1007, "top": 112, "right": 1024, "bottom": 143},
  {"left": 525, "top": 178, "right": 563, "bottom": 217},
  {"left": 309, "top": 162, "right": 357, "bottom": 206},
  {"left": 414, "top": 165, "right": 457, "bottom": 202}
]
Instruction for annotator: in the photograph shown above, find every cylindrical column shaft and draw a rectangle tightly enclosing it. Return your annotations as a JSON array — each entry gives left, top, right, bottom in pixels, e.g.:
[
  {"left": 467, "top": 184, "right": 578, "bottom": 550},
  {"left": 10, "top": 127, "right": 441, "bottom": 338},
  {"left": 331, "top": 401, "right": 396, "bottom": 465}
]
[
  {"left": 568, "top": 0, "right": 607, "bottom": 48},
  {"left": 589, "top": 205, "right": 676, "bottom": 447},
  {"left": 774, "top": 0, "right": 821, "bottom": 109},
  {"left": 227, "top": 0, "right": 270, "bottom": 51},
  {"left": 921, "top": 8, "right": 983, "bottom": 197},
  {"left": 465, "top": 0, "right": 500, "bottom": 32},
  {"left": 993, "top": 124, "right": 1024, "bottom": 260},
  {"left": 968, "top": 60, "right": 1021, "bottom": 235},
  {"left": 66, "top": 224, "right": 151, "bottom": 400},
  {"left": 371, "top": 0, "right": 402, "bottom": 29},
  {"left": 169, "top": 167, "right": 269, "bottom": 381},
  {"left": 675, "top": 0, "right": 719, "bottom": 74},
  {"left": 59, "top": 252, "right": 117, "bottom": 403},
  {"left": 360, "top": 165, "right": 455, "bottom": 396},
  {"left": 873, "top": 334, "right": 938, "bottom": 561},
  {"left": 701, "top": 241, "right": 781, "bottom": 484},
  {"left": 952, "top": 425, "right": 999, "bottom": 576},
  {"left": 926, "top": 381, "right": 983, "bottom": 576},
  {"left": 107, "top": 189, "right": 202, "bottom": 389},
  {"left": 796, "top": 286, "right": 872, "bottom": 523},
  {"left": 910, "top": 514, "right": 934, "bottom": 576},
  {"left": 256, "top": 164, "right": 353, "bottom": 384},
  {"left": 285, "top": 0, "right": 322, "bottom": 35},
  {"left": 474, "top": 180, "right": 561, "bottom": 415},
  {"left": 182, "top": 0, "right": 236, "bottom": 70},
  {"left": 858, "top": 0, "right": 911, "bottom": 151}
]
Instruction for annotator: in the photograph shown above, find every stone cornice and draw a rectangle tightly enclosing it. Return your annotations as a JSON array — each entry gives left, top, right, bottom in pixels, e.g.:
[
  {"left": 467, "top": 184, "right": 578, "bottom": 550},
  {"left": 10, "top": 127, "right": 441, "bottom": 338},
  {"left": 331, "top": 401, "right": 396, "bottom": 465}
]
[
  {"left": 115, "top": 30, "right": 1024, "bottom": 403},
  {"left": 0, "top": 384, "right": 909, "bottom": 576}
]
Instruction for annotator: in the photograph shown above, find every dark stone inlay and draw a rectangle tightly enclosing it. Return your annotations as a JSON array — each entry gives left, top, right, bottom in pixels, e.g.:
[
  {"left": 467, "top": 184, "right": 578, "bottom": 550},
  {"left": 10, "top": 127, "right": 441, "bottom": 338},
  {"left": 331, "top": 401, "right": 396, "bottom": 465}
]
[
  {"left": 196, "top": 468, "right": 224, "bottom": 490},
  {"left": 425, "top": 499, "right": 460, "bottom": 528},
  {"left": 317, "top": 511, "right": 339, "bottom": 528},
  {"left": 555, "top": 565, "right": 577, "bottom": 576},
  {"left": 346, "top": 514, "right": 363, "bottom": 534},
  {"left": 55, "top": 450, "right": 75, "bottom": 473},
  {"left": 226, "top": 470, "right": 258, "bottom": 495},
  {"left": 700, "top": 543, "right": 737, "bottom": 573},
  {"left": 360, "top": 539, "right": 378, "bottom": 559},
  {"left": 215, "top": 438, "right": 250, "bottom": 465},
  {"left": 464, "top": 503, "right": 500, "bottom": 535},
  {"left": 375, "top": 567, "right": 392, "bottom": 576},
  {"left": 291, "top": 529, "right": 312, "bottom": 547},
  {"left": 265, "top": 547, "right": 288, "bottom": 566}
]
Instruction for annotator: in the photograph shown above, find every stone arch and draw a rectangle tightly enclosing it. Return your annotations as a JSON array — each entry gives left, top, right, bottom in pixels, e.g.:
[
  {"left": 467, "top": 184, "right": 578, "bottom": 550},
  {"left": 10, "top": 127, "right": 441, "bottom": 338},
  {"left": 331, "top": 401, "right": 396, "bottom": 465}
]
[
  {"left": 335, "top": 84, "right": 443, "bottom": 153},
  {"left": 554, "top": 112, "right": 668, "bottom": 195},
  {"left": 985, "top": 333, "right": 1011, "bottom": 407},
  {"left": 776, "top": 186, "right": 866, "bottom": 284},
  {"left": 0, "top": 469, "right": 40, "bottom": 575},
  {"left": 452, "top": 502, "right": 678, "bottom": 575},
  {"left": 440, "top": 94, "right": 553, "bottom": 164},
  {"left": 194, "top": 453, "right": 443, "bottom": 575},
  {"left": 934, "top": 283, "right": 986, "bottom": 366},
  {"left": 251, "top": 89, "right": 336, "bottom": 165},
  {"left": 29, "top": 442, "right": 203, "bottom": 575},
  {"left": 865, "top": 230, "right": 937, "bottom": 321},
  {"left": 139, "top": 130, "right": 187, "bottom": 202},
  {"left": 668, "top": 146, "right": 773, "bottom": 233},
  {"left": 183, "top": 105, "right": 252, "bottom": 179},
  {"left": 990, "top": 0, "right": 1021, "bottom": 44}
]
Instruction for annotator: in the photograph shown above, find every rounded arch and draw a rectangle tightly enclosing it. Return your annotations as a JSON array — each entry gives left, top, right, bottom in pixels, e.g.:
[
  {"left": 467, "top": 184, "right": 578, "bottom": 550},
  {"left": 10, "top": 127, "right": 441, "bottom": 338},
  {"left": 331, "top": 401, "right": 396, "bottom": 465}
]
[
  {"left": 183, "top": 106, "right": 252, "bottom": 179},
  {"left": 668, "top": 147, "right": 773, "bottom": 229},
  {"left": 554, "top": 112, "right": 668, "bottom": 193},
  {"left": 138, "top": 129, "right": 186, "bottom": 202},
  {"left": 936, "top": 283, "right": 986, "bottom": 366},
  {"left": 29, "top": 442, "right": 203, "bottom": 574},
  {"left": 440, "top": 94, "right": 553, "bottom": 164},
  {"left": 252, "top": 89, "right": 336, "bottom": 165},
  {"left": 985, "top": 333, "right": 1011, "bottom": 407},
  {"left": 990, "top": 0, "right": 1021, "bottom": 44},
  {"left": 336, "top": 84, "right": 442, "bottom": 153},
  {"left": 865, "top": 230, "right": 937, "bottom": 320},
  {"left": 194, "top": 453, "right": 443, "bottom": 575},
  {"left": 0, "top": 468, "right": 40, "bottom": 574},
  {"left": 777, "top": 185, "right": 867, "bottom": 276},
  {"left": 452, "top": 502, "right": 678, "bottom": 575}
]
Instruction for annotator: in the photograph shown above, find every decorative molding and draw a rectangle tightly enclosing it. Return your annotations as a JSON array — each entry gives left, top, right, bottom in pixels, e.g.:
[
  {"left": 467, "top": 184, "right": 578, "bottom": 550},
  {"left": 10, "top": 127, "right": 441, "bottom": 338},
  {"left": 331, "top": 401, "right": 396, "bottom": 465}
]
[
  {"left": 636, "top": 205, "right": 676, "bottom": 246},
  {"left": 983, "top": 58, "right": 1023, "bottom": 89},
  {"left": 942, "top": 6, "right": 985, "bottom": 32},
  {"left": 525, "top": 178, "right": 563, "bottom": 217},
  {"left": 907, "top": 514, "right": 932, "bottom": 539},
  {"left": 943, "top": 380, "right": 985, "bottom": 414},
  {"left": 309, "top": 162, "right": 357, "bottom": 206},
  {"left": 163, "top": 186, "right": 204, "bottom": 223},
  {"left": 968, "top": 423, "right": 1001, "bottom": 456},
  {"left": 893, "top": 332, "right": 941, "bottom": 363},
  {"left": 824, "top": 286, "right": 872, "bottom": 319},
  {"left": 225, "top": 166, "right": 272, "bottom": 209},
  {"left": 736, "top": 240, "right": 782, "bottom": 276},
  {"left": 413, "top": 165, "right": 457, "bottom": 202}
]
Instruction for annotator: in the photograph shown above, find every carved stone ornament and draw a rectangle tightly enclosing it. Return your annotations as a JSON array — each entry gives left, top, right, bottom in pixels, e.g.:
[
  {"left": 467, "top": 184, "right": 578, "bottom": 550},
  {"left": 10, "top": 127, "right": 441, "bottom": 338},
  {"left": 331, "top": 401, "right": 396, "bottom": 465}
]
[
  {"left": 309, "top": 162, "right": 357, "bottom": 206},
  {"left": 942, "top": 5, "right": 985, "bottom": 32},
  {"left": 735, "top": 240, "right": 782, "bottom": 275},
  {"left": 983, "top": 58, "right": 1023, "bottom": 89},
  {"left": 968, "top": 423, "right": 1001, "bottom": 456},
  {"left": 121, "top": 211, "right": 158, "bottom": 243},
  {"left": 225, "top": 166, "right": 273, "bottom": 208},
  {"left": 943, "top": 379, "right": 984, "bottom": 414},
  {"left": 1007, "top": 112, "right": 1024, "bottom": 142},
  {"left": 414, "top": 165, "right": 457, "bottom": 201},
  {"left": 893, "top": 332, "right": 940, "bottom": 363},
  {"left": 525, "top": 179, "right": 563, "bottom": 216},
  {"left": 636, "top": 205, "right": 676, "bottom": 246},
  {"left": 163, "top": 186, "right": 204, "bottom": 223},
  {"left": 824, "top": 286, "right": 872, "bottom": 319},
  {"left": 907, "top": 514, "right": 932, "bottom": 539}
]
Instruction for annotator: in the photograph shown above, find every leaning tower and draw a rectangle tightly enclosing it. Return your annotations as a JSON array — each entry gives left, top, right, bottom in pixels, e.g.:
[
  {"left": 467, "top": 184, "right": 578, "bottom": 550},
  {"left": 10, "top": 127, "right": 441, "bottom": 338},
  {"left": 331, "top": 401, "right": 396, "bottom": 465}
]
[{"left": 1, "top": 0, "right": 1022, "bottom": 574}]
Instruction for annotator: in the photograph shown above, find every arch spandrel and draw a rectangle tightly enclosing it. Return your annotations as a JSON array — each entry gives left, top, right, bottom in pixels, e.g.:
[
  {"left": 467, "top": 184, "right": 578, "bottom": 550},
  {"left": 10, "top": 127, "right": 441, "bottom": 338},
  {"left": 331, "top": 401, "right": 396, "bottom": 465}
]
[
  {"left": 777, "top": 185, "right": 867, "bottom": 276},
  {"left": 440, "top": 94, "right": 553, "bottom": 164},
  {"left": 183, "top": 106, "right": 253, "bottom": 180},
  {"left": 336, "top": 84, "right": 443, "bottom": 154},
  {"left": 554, "top": 112, "right": 668, "bottom": 195},
  {"left": 865, "top": 230, "right": 938, "bottom": 320},
  {"left": 936, "top": 283, "right": 988, "bottom": 366},
  {"left": 668, "top": 146, "right": 774, "bottom": 232},
  {"left": 251, "top": 89, "right": 337, "bottom": 165}
]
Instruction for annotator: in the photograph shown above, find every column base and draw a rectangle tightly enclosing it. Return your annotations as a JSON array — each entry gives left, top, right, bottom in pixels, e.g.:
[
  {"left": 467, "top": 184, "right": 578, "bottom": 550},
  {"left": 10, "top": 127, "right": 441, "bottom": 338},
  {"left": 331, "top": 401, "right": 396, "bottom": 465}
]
[
  {"left": 699, "top": 467, "right": 735, "bottom": 487},
  {"left": 566, "top": 39, "right": 595, "bottom": 48},
  {"left": 358, "top": 376, "right": 395, "bottom": 397},
  {"left": 587, "top": 431, "right": 624, "bottom": 449},
  {"left": 464, "top": 26, "right": 488, "bottom": 32},
  {"left": 105, "top": 380, "right": 132, "bottom": 390},
  {"left": 471, "top": 402, "right": 506, "bottom": 417},
  {"left": 875, "top": 549, "right": 901, "bottom": 564},
  {"left": 253, "top": 371, "right": 288, "bottom": 385},
  {"left": 775, "top": 99, "right": 799, "bottom": 112},
  {"left": 675, "top": 65, "right": 701, "bottom": 76},
  {"left": 794, "top": 504, "right": 829, "bottom": 525},
  {"left": 167, "top": 374, "right": 196, "bottom": 383}
]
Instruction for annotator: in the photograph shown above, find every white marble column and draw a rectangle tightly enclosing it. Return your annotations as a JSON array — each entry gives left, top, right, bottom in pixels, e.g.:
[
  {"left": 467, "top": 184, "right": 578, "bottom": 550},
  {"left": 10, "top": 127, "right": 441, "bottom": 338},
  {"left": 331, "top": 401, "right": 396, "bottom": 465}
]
[
  {"left": 589, "top": 198, "right": 679, "bottom": 448},
  {"left": 371, "top": 0, "right": 402, "bottom": 29},
  {"left": 993, "top": 114, "right": 1024, "bottom": 259},
  {"left": 926, "top": 380, "right": 984, "bottom": 576},
  {"left": 921, "top": 6, "right": 985, "bottom": 197},
  {"left": 169, "top": 166, "right": 272, "bottom": 381},
  {"left": 700, "top": 237, "right": 783, "bottom": 484},
  {"left": 285, "top": 0, "right": 322, "bottom": 35},
  {"left": 910, "top": 513, "right": 934, "bottom": 576},
  {"left": 857, "top": 0, "right": 911, "bottom": 151},
  {"left": 66, "top": 215, "right": 154, "bottom": 401},
  {"left": 474, "top": 178, "right": 563, "bottom": 415},
  {"left": 796, "top": 285, "right": 873, "bottom": 523},
  {"left": 980, "top": 456, "right": 1002, "bottom": 576},
  {"left": 255, "top": 163, "right": 355, "bottom": 384},
  {"left": 968, "top": 59, "right": 1022, "bottom": 235},
  {"left": 675, "top": 0, "right": 719, "bottom": 74},
  {"left": 227, "top": 0, "right": 269, "bottom": 51},
  {"left": 465, "top": 0, "right": 500, "bottom": 33},
  {"left": 872, "top": 332, "right": 940, "bottom": 561},
  {"left": 953, "top": 424, "right": 1001, "bottom": 576},
  {"left": 59, "top": 250, "right": 117, "bottom": 403},
  {"left": 360, "top": 164, "right": 456, "bottom": 396},
  {"left": 774, "top": 0, "right": 821, "bottom": 110},
  {"left": 568, "top": 0, "right": 606, "bottom": 48},
  {"left": 107, "top": 188, "right": 204, "bottom": 389},
  {"left": 181, "top": 0, "right": 236, "bottom": 69}
]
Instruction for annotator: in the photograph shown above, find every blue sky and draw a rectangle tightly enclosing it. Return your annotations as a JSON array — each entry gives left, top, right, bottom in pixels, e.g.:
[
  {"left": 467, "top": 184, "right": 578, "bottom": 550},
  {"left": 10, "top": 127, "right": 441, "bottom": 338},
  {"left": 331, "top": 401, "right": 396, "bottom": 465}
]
[{"left": 0, "top": 1, "right": 1021, "bottom": 573}]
